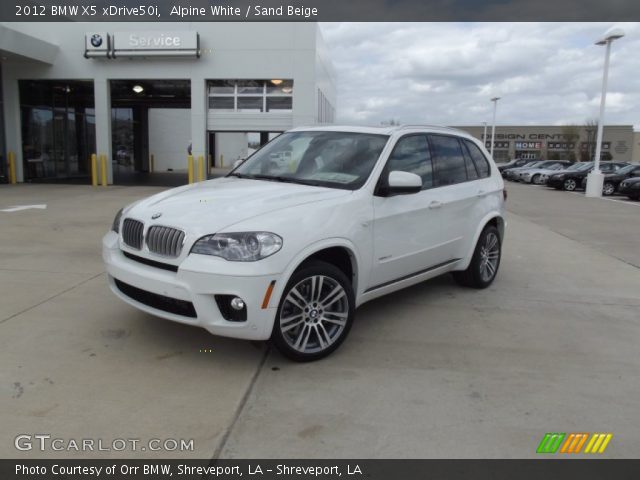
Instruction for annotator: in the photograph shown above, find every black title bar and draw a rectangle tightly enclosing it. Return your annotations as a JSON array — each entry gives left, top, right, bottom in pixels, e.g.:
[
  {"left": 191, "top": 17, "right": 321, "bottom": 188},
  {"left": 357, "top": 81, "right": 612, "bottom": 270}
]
[
  {"left": 2, "top": 459, "right": 640, "bottom": 480},
  {"left": 2, "top": 0, "right": 640, "bottom": 22}
]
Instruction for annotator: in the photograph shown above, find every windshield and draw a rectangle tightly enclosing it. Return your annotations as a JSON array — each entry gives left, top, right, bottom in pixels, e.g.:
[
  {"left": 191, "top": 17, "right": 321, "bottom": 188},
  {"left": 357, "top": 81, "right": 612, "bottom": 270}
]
[
  {"left": 522, "top": 162, "right": 540, "bottom": 168},
  {"left": 565, "top": 163, "right": 584, "bottom": 171},
  {"left": 231, "top": 131, "right": 389, "bottom": 190},
  {"left": 576, "top": 162, "right": 594, "bottom": 171},
  {"left": 615, "top": 164, "right": 635, "bottom": 175}
]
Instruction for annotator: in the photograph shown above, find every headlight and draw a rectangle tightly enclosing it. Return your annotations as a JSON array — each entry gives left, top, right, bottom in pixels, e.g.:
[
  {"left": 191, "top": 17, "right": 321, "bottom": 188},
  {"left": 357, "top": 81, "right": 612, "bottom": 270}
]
[
  {"left": 112, "top": 208, "right": 124, "bottom": 233},
  {"left": 191, "top": 232, "right": 283, "bottom": 261},
  {"left": 554, "top": 174, "right": 565, "bottom": 179}
]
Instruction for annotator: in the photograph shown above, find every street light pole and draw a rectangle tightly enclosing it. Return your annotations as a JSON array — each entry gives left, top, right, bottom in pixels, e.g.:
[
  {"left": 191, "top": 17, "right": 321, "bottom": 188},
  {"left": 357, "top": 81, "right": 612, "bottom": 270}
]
[
  {"left": 482, "top": 122, "right": 487, "bottom": 148},
  {"left": 490, "top": 97, "right": 500, "bottom": 158},
  {"left": 585, "top": 27, "right": 625, "bottom": 198}
]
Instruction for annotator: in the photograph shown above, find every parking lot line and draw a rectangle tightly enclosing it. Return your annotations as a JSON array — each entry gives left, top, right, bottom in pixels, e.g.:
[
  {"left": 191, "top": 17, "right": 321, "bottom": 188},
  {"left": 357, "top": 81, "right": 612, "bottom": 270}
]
[{"left": 565, "top": 190, "right": 640, "bottom": 207}]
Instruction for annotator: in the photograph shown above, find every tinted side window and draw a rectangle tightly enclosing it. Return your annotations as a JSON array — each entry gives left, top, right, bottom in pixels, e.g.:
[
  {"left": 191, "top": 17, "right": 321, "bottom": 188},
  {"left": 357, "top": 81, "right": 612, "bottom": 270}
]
[
  {"left": 464, "top": 140, "right": 491, "bottom": 178},
  {"left": 429, "top": 135, "right": 468, "bottom": 186},
  {"left": 462, "top": 141, "right": 479, "bottom": 180},
  {"left": 386, "top": 135, "right": 433, "bottom": 189}
]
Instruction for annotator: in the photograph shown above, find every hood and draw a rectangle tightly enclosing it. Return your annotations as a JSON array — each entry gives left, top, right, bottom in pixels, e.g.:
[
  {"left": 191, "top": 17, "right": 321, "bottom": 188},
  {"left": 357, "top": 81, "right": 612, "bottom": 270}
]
[{"left": 124, "top": 177, "right": 351, "bottom": 233}]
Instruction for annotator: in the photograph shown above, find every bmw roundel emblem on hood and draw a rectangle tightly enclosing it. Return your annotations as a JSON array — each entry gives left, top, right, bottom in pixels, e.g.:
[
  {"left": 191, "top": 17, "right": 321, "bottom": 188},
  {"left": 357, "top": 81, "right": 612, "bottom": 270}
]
[
  {"left": 151, "top": 212, "right": 162, "bottom": 220},
  {"left": 90, "top": 34, "right": 103, "bottom": 48}
]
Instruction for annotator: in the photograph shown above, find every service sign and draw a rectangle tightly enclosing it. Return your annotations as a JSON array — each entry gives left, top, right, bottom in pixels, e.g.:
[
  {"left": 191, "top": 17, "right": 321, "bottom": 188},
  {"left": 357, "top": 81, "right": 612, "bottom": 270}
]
[
  {"left": 112, "top": 31, "right": 199, "bottom": 57},
  {"left": 85, "top": 31, "right": 199, "bottom": 58}
]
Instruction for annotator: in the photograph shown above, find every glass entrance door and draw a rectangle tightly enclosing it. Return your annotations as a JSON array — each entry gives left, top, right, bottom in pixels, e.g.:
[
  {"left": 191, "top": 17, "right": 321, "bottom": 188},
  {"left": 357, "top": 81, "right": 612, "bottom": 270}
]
[{"left": 20, "top": 80, "right": 95, "bottom": 182}]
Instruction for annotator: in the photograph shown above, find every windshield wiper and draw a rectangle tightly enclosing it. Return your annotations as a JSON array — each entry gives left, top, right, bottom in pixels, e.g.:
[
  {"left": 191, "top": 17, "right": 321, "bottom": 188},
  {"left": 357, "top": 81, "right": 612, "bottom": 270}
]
[
  {"left": 227, "top": 172, "right": 256, "bottom": 179},
  {"left": 229, "top": 172, "right": 324, "bottom": 187},
  {"left": 248, "top": 174, "right": 324, "bottom": 187}
]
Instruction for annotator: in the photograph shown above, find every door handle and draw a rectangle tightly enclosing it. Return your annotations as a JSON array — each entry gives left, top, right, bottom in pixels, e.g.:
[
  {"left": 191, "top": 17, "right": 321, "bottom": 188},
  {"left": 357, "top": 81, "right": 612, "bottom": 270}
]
[
  {"left": 477, "top": 190, "right": 488, "bottom": 197},
  {"left": 428, "top": 200, "right": 442, "bottom": 209}
]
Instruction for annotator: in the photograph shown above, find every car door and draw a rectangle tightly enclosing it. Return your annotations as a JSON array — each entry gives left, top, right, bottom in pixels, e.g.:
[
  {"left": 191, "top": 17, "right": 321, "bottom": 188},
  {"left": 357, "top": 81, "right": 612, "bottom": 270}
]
[
  {"left": 428, "top": 134, "right": 490, "bottom": 262},
  {"left": 370, "top": 134, "right": 450, "bottom": 289}
]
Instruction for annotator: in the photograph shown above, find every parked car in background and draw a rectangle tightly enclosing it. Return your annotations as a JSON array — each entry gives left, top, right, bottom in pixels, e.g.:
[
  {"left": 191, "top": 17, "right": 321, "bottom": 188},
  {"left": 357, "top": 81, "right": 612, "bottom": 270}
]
[
  {"left": 497, "top": 158, "right": 531, "bottom": 175},
  {"left": 618, "top": 176, "right": 640, "bottom": 200},
  {"left": 517, "top": 161, "right": 574, "bottom": 184},
  {"left": 580, "top": 163, "right": 640, "bottom": 195},
  {"left": 103, "top": 125, "right": 506, "bottom": 361},
  {"left": 539, "top": 162, "right": 588, "bottom": 186},
  {"left": 546, "top": 161, "right": 628, "bottom": 191},
  {"left": 503, "top": 161, "right": 543, "bottom": 181}
]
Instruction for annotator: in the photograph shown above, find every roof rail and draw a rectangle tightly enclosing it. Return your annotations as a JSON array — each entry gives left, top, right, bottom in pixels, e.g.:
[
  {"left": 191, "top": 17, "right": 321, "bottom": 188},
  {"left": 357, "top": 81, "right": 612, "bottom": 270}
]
[{"left": 394, "top": 124, "right": 467, "bottom": 134}]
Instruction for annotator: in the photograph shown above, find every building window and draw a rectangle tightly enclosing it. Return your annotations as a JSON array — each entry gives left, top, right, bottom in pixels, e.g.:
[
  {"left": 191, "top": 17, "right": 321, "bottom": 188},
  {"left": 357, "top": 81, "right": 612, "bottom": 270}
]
[{"left": 208, "top": 80, "right": 293, "bottom": 113}]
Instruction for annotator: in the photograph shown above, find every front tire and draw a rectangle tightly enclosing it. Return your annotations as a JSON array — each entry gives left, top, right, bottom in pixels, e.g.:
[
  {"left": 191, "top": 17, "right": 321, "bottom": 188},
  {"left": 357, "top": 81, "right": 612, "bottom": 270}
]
[
  {"left": 452, "top": 225, "right": 502, "bottom": 289},
  {"left": 563, "top": 178, "right": 577, "bottom": 191},
  {"left": 532, "top": 174, "right": 541, "bottom": 185},
  {"left": 271, "top": 260, "right": 355, "bottom": 362}
]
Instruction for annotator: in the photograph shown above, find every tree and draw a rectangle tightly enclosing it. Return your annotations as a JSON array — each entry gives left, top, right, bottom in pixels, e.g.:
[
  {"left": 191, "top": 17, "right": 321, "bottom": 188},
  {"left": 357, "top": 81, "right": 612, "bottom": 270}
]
[
  {"left": 582, "top": 119, "right": 598, "bottom": 161},
  {"left": 561, "top": 125, "right": 580, "bottom": 161}
]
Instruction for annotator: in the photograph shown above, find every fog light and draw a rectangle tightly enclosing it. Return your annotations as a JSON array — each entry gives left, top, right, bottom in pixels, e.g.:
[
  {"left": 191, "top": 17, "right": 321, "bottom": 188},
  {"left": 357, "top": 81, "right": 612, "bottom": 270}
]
[{"left": 230, "top": 297, "right": 245, "bottom": 310}]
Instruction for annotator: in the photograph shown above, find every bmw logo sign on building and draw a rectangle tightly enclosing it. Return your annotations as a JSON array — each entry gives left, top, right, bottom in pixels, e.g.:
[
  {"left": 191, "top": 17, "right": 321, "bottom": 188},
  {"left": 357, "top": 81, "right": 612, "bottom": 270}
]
[
  {"left": 84, "top": 32, "right": 109, "bottom": 58},
  {"left": 90, "top": 34, "right": 102, "bottom": 48}
]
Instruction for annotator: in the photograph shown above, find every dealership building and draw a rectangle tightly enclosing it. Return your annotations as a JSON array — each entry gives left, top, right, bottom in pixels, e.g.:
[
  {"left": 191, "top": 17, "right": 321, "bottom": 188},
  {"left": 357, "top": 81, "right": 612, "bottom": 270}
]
[
  {"left": 456, "top": 125, "right": 637, "bottom": 163},
  {"left": 0, "top": 22, "right": 335, "bottom": 184}
]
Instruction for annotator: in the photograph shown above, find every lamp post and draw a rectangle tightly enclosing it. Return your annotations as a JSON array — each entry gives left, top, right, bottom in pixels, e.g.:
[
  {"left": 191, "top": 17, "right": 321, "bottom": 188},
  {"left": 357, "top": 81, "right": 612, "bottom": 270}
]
[
  {"left": 490, "top": 97, "right": 500, "bottom": 158},
  {"left": 585, "top": 27, "right": 625, "bottom": 198},
  {"left": 482, "top": 122, "right": 488, "bottom": 148}
]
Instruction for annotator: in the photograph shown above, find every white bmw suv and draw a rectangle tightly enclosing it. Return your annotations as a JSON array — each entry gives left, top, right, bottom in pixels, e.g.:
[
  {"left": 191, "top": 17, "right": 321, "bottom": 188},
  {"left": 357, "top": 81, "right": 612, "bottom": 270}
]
[{"left": 103, "top": 125, "right": 506, "bottom": 361}]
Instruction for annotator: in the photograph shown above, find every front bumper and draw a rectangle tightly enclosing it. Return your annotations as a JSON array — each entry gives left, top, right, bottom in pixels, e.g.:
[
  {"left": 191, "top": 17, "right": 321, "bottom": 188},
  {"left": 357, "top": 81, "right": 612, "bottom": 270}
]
[
  {"left": 102, "top": 231, "right": 281, "bottom": 340},
  {"left": 546, "top": 177, "right": 565, "bottom": 188},
  {"left": 618, "top": 182, "right": 640, "bottom": 195}
]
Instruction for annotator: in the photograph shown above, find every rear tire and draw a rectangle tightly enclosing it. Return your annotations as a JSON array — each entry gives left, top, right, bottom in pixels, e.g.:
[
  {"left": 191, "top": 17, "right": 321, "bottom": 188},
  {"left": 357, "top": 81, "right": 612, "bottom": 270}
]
[
  {"left": 271, "top": 260, "right": 355, "bottom": 362},
  {"left": 452, "top": 225, "right": 502, "bottom": 289},
  {"left": 563, "top": 178, "right": 577, "bottom": 191},
  {"left": 602, "top": 182, "right": 615, "bottom": 196}
]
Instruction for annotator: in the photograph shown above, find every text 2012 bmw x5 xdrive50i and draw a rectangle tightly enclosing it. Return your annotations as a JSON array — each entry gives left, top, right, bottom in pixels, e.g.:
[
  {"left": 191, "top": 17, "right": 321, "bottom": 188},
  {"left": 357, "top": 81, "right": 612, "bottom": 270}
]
[{"left": 103, "top": 125, "right": 506, "bottom": 361}]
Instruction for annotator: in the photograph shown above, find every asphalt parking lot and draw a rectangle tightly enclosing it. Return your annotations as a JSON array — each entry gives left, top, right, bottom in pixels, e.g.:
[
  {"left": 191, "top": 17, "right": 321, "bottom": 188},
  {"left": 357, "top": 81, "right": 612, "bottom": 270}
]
[{"left": 1, "top": 181, "right": 639, "bottom": 459}]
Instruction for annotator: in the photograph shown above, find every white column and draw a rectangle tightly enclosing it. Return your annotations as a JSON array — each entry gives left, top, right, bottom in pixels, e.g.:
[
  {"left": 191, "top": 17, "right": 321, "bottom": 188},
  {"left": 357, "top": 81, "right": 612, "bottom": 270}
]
[
  {"left": 2, "top": 75, "right": 24, "bottom": 182},
  {"left": 190, "top": 78, "right": 207, "bottom": 167},
  {"left": 94, "top": 78, "right": 113, "bottom": 184}
]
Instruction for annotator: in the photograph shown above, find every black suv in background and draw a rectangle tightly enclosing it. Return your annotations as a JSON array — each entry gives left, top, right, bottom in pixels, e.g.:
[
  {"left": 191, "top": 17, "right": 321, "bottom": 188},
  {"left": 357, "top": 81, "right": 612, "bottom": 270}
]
[
  {"left": 581, "top": 164, "right": 640, "bottom": 195},
  {"left": 546, "top": 161, "right": 629, "bottom": 191},
  {"left": 618, "top": 176, "right": 640, "bottom": 200}
]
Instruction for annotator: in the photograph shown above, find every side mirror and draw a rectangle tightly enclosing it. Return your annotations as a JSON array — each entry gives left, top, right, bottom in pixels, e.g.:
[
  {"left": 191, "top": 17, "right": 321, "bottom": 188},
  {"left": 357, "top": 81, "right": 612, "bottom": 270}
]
[
  {"left": 232, "top": 158, "right": 245, "bottom": 169},
  {"left": 384, "top": 171, "right": 422, "bottom": 196}
]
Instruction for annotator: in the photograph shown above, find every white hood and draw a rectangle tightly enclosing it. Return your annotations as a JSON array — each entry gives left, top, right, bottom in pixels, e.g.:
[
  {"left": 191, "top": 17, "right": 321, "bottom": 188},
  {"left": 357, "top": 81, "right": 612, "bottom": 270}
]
[{"left": 124, "top": 177, "right": 351, "bottom": 233}]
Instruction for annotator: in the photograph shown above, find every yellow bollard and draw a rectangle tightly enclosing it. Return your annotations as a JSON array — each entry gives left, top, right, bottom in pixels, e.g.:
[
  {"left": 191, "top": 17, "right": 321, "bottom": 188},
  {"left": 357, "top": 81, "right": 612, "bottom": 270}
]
[
  {"left": 100, "top": 154, "right": 107, "bottom": 186},
  {"left": 8, "top": 151, "right": 17, "bottom": 184},
  {"left": 187, "top": 155, "right": 194, "bottom": 184},
  {"left": 150, "top": 154, "right": 155, "bottom": 173},
  {"left": 90, "top": 153, "right": 98, "bottom": 187},
  {"left": 197, "top": 155, "right": 205, "bottom": 181},
  {"left": 220, "top": 154, "right": 224, "bottom": 168}
]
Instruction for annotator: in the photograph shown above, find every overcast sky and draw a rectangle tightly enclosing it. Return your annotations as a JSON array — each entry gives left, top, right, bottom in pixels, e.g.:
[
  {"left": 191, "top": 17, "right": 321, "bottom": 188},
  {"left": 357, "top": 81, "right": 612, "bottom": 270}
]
[{"left": 319, "top": 23, "right": 640, "bottom": 130}]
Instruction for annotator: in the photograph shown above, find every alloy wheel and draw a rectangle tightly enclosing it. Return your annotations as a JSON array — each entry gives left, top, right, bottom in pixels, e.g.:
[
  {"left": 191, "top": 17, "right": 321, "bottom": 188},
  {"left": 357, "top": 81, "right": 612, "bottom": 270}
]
[
  {"left": 279, "top": 275, "right": 349, "bottom": 354},
  {"left": 603, "top": 182, "right": 615, "bottom": 196},
  {"left": 479, "top": 232, "right": 500, "bottom": 283},
  {"left": 564, "top": 179, "right": 577, "bottom": 191}
]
